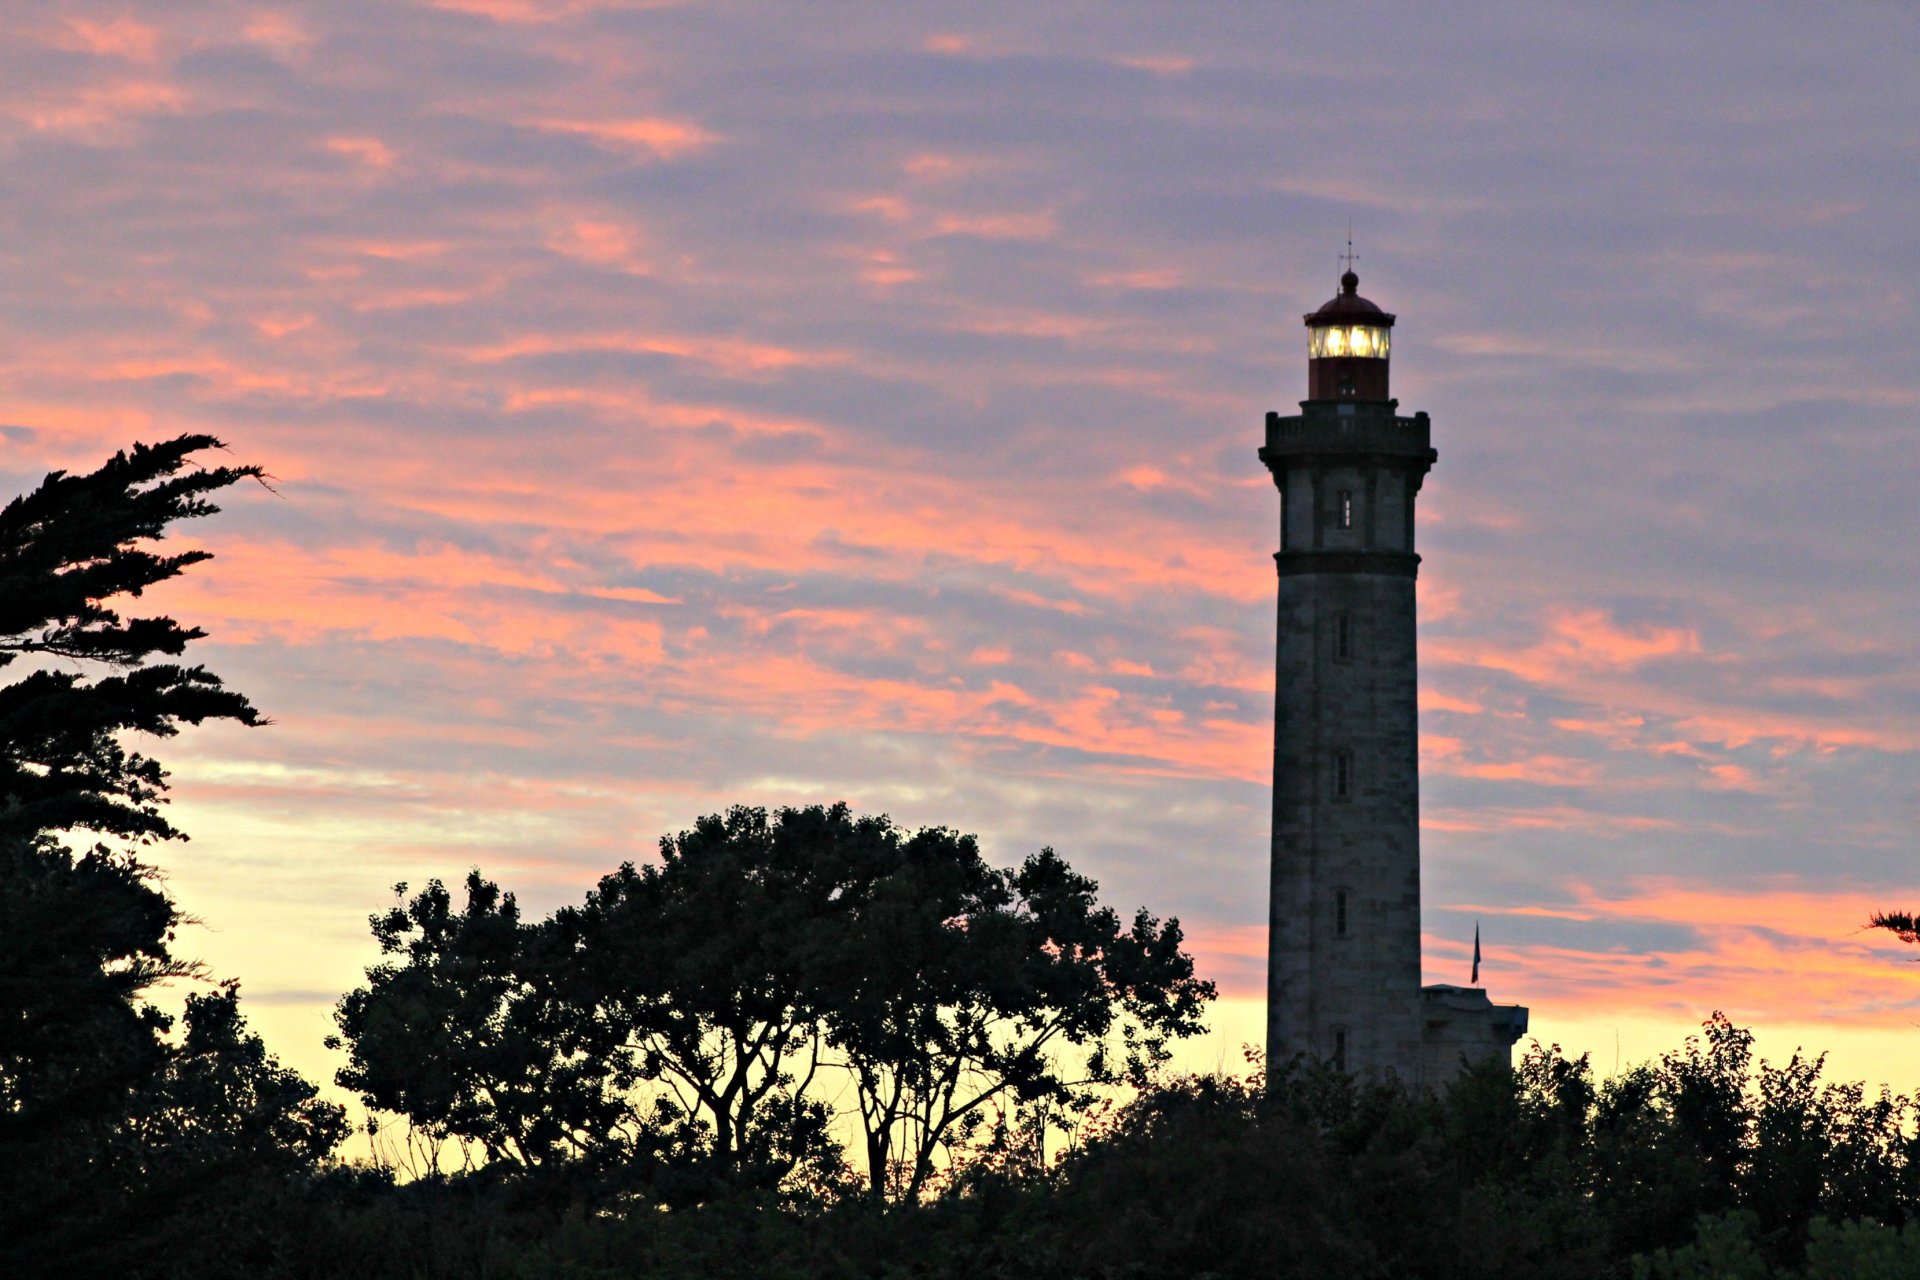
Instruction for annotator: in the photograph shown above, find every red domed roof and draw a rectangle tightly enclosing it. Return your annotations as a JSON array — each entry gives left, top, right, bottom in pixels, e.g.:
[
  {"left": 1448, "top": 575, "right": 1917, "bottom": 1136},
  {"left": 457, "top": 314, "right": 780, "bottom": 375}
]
[{"left": 1304, "top": 270, "right": 1395, "bottom": 327}]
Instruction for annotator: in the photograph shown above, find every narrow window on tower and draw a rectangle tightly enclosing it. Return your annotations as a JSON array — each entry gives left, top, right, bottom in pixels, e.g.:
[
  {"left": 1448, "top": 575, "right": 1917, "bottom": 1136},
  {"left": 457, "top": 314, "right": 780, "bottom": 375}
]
[
  {"left": 1333, "top": 1028, "right": 1348, "bottom": 1072},
  {"left": 1334, "top": 612, "right": 1354, "bottom": 662},
  {"left": 1333, "top": 750, "right": 1353, "bottom": 800},
  {"left": 1335, "top": 889, "right": 1349, "bottom": 937},
  {"left": 1337, "top": 489, "right": 1354, "bottom": 529}
]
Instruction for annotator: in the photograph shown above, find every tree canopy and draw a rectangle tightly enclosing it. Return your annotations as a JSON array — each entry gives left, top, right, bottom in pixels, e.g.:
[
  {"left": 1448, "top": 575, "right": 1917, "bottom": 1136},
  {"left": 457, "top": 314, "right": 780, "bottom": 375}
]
[
  {"left": 0, "top": 434, "right": 265, "bottom": 845},
  {"left": 331, "top": 803, "right": 1215, "bottom": 1200}
]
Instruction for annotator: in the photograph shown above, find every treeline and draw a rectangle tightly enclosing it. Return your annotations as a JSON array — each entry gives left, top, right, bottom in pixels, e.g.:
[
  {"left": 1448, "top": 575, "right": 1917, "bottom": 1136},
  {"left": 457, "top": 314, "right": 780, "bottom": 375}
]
[
  {"left": 24, "top": 1016, "right": 1920, "bottom": 1280},
  {"left": 4, "top": 437, "right": 1920, "bottom": 1280}
]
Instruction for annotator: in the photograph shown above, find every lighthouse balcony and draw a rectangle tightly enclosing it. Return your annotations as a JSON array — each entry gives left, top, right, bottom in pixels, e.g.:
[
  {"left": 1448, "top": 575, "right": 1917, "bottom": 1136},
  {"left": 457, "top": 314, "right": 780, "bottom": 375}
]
[{"left": 1262, "top": 402, "right": 1433, "bottom": 463}]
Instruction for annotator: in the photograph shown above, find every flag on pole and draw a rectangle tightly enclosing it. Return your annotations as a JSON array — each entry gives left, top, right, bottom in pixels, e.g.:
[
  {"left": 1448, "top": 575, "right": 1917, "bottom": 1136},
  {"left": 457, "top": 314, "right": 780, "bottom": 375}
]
[{"left": 1471, "top": 922, "right": 1482, "bottom": 985}]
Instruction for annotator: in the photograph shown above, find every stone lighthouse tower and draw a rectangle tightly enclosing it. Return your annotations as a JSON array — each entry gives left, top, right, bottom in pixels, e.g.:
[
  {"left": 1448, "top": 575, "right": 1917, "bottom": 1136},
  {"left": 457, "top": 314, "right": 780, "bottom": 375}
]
[{"left": 1259, "top": 266, "right": 1525, "bottom": 1084}]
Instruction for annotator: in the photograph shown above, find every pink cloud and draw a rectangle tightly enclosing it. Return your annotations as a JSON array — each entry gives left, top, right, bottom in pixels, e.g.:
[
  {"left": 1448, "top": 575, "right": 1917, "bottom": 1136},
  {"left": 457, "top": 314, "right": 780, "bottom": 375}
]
[
  {"left": 12, "top": 78, "right": 186, "bottom": 140},
  {"left": 1430, "top": 608, "right": 1701, "bottom": 685},
  {"left": 529, "top": 116, "right": 716, "bottom": 160},
  {"left": 1429, "top": 882, "right": 1920, "bottom": 1028},
  {"left": 463, "top": 330, "right": 846, "bottom": 376},
  {"left": 53, "top": 16, "right": 162, "bottom": 62},
  {"left": 1115, "top": 55, "right": 1196, "bottom": 76},
  {"left": 425, "top": 0, "right": 683, "bottom": 22},
  {"left": 541, "top": 217, "right": 651, "bottom": 272},
  {"left": 322, "top": 136, "right": 397, "bottom": 171}
]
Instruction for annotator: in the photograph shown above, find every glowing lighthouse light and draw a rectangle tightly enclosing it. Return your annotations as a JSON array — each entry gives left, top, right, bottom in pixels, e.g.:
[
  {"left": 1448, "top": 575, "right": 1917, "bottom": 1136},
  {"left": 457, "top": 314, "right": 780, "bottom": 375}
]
[
  {"left": 1308, "top": 324, "right": 1391, "bottom": 360},
  {"left": 1303, "top": 268, "right": 1396, "bottom": 401}
]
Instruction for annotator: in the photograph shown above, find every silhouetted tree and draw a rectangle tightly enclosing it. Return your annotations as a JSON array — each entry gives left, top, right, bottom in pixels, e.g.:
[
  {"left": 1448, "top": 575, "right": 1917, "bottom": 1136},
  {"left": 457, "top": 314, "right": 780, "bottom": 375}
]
[
  {"left": 329, "top": 871, "right": 635, "bottom": 1171},
  {"left": 555, "top": 806, "right": 850, "bottom": 1196},
  {"left": 0, "top": 839, "right": 190, "bottom": 1237},
  {"left": 574, "top": 806, "right": 1211, "bottom": 1199},
  {"left": 0, "top": 437, "right": 342, "bottom": 1277},
  {"left": 818, "top": 833, "right": 1213, "bottom": 1199},
  {"left": 134, "top": 982, "right": 348, "bottom": 1170},
  {"left": 0, "top": 435, "right": 265, "bottom": 844},
  {"left": 331, "top": 804, "right": 1213, "bottom": 1201}
]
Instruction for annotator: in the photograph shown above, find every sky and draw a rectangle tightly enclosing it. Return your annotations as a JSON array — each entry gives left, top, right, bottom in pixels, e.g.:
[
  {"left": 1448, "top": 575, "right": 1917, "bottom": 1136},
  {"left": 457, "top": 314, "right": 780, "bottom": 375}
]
[{"left": 2, "top": 1, "right": 1917, "bottom": 1096}]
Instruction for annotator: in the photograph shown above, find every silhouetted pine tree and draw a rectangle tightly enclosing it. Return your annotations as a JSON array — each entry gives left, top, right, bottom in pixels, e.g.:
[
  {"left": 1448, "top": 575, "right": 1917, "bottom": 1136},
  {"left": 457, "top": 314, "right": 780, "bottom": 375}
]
[{"left": 0, "top": 436, "right": 342, "bottom": 1280}]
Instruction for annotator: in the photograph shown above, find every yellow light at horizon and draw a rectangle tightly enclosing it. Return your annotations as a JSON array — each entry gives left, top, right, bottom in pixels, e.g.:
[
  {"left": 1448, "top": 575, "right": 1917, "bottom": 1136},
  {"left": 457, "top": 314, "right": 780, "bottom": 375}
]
[{"left": 1167, "top": 998, "right": 1920, "bottom": 1097}]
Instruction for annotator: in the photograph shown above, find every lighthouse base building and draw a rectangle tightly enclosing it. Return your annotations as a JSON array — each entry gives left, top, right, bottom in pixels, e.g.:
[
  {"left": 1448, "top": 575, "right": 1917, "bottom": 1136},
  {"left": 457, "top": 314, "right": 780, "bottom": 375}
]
[{"left": 1261, "top": 268, "right": 1527, "bottom": 1087}]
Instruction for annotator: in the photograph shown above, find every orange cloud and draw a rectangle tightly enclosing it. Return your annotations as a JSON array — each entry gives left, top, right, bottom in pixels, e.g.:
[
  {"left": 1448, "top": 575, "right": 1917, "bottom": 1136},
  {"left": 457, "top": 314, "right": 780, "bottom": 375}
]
[
  {"left": 530, "top": 116, "right": 716, "bottom": 159},
  {"left": 1087, "top": 267, "right": 1188, "bottom": 290},
  {"left": 1179, "top": 882, "right": 1920, "bottom": 1051},
  {"left": 1433, "top": 881, "right": 1920, "bottom": 1028},
  {"left": 900, "top": 152, "right": 1010, "bottom": 182},
  {"left": 425, "top": 0, "right": 682, "bottom": 21},
  {"left": 242, "top": 13, "right": 315, "bottom": 57},
  {"left": 930, "top": 210, "right": 1056, "bottom": 240},
  {"left": 1432, "top": 608, "right": 1700, "bottom": 685},
  {"left": 850, "top": 248, "right": 922, "bottom": 288},
  {"left": 54, "top": 16, "right": 161, "bottom": 62},
  {"left": 1420, "top": 690, "right": 1484, "bottom": 715},
  {"left": 323, "top": 136, "right": 396, "bottom": 170},
  {"left": 1417, "top": 580, "right": 1464, "bottom": 622},
  {"left": 1439, "top": 754, "right": 1600, "bottom": 786},
  {"left": 18, "top": 79, "right": 186, "bottom": 138},
  {"left": 1116, "top": 55, "right": 1196, "bottom": 75},
  {"left": 1183, "top": 924, "right": 1268, "bottom": 991},
  {"left": 850, "top": 194, "right": 915, "bottom": 222},
  {"left": 542, "top": 217, "right": 651, "bottom": 271},
  {"left": 330, "top": 238, "right": 453, "bottom": 261},
  {"left": 150, "top": 506, "right": 1271, "bottom": 783},
  {"left": 464, "top": 330, "right": 845, "bottom": 376},
  {"left": 1422, "top": 806, "right": 1691, "bottom": 835},
  {"left": 1552, "top": 713, "right": 1647, "bottom": 740}
]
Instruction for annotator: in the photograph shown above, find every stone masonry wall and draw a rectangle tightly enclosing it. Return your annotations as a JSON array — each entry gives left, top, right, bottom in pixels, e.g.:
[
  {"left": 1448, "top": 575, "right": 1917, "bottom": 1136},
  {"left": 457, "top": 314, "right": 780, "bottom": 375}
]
[{"left": 1268, "top": 568, "right": 1425, "bottom": 1078}]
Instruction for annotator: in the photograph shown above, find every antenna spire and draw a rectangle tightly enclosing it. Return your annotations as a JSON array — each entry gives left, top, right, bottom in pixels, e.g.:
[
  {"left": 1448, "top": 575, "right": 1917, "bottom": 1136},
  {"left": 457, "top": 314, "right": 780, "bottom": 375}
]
[{"left": 1339, "top": 221, "right": 1359, "bottom": 280}]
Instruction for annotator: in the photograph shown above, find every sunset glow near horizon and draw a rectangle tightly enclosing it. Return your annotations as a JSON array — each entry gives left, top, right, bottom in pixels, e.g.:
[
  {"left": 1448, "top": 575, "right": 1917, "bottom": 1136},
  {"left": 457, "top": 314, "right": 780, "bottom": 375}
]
[{"left": 3, "top": 3, "right": 1917, "bottom": 1098}]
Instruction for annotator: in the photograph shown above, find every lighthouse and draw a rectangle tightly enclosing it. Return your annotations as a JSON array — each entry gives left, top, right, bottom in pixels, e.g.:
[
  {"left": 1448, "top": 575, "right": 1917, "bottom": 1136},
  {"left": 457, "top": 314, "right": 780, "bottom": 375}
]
[{"left": 1260, "top": 266, "right": 1526, "bottom": 1084}]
